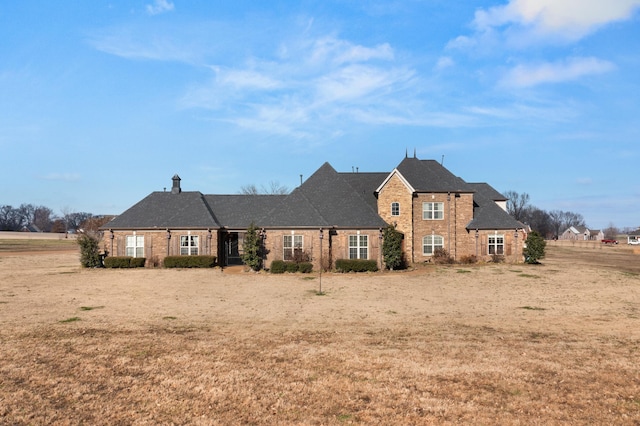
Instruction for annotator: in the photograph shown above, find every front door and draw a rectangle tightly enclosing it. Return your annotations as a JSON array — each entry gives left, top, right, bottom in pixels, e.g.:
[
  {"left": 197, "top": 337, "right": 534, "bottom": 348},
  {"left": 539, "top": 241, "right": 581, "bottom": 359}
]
[{"left": 223, "top": 232, "right": 243, "bottom": 265}]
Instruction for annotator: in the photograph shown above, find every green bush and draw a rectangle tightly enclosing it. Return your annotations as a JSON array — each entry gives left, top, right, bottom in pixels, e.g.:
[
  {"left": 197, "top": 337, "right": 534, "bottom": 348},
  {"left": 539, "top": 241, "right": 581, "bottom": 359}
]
[
  {"left": 129, "top": 257, "right": 147, "bottom": 268},
  {"left": 297, "top": 262, "right": 313, "bottom": 273},
  {"left": 103, "top": 256, "right": 146, "bottom": 268},
  {"left": 285, "top": 261, "right": 299, "bottom": 273},
  {"left": 163, "top": 255, "right": 217, "bottom": 268},
  {"left": 523, "top": 231, "right": 546, "bottom": 264},
  {"left": 77, "top": 233, "right": 102, "bottom": 268},
  {"left": 335, "top": 259, "right": 378, "bottom": 272},
  {"left": 270, "top": 260, "right": 286, "bottom": 273},
  {"left": 270, "top": 260, "right": 313, "bottom": 273}
]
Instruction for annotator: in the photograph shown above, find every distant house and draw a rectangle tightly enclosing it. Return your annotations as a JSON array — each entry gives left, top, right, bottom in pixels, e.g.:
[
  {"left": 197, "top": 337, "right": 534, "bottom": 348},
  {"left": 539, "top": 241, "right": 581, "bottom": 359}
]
[
  {"left": 627, "top": 229, "right": 640, "bottom": 244},
  {"left": 560, "top": 226, "right": 604, "bottom": 241},
  {"left": 21, "top": 224, "right": 42, "bottom": 233},
  {"left": 100, "top": 155, "right": 524, "bottom": 268}
]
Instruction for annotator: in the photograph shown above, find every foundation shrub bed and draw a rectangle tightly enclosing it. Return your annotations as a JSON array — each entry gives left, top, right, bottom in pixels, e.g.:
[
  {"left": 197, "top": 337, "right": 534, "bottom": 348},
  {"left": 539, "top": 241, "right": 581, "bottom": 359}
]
[
  {"left": 163, "top": 255, "right": 216, "bottom": 268},
  {"left": 335, "top": 259, "right": 378, "bottom": 272},
  {"left": 458, "top": 254, "right": 478, "bottom": 264},
  {"left": 270, "top": 260, "right": 313, "bottom": 274},
  {"left": 104, "top": 256, "right": 146, "bottom": 268}
]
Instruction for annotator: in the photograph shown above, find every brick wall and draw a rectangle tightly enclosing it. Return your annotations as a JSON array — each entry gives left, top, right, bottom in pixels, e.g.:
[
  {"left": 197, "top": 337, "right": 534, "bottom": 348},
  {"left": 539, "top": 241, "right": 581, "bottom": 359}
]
[{"left": 102, "top": 230, "right": 218, "bottom": 266}]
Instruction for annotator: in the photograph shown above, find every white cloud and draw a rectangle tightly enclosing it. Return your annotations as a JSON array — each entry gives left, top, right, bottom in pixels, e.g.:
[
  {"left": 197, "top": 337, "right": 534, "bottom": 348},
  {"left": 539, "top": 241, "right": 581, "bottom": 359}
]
[
  {"left": 474, "top": 0, "right": 640, "bottom": 42},
  {"left": 146, "top": 0, "right": 174, "bottom": 16},
  {"left": 500, "top": 57, "right": 615, "bottom": 88},
  {"left": 40, "top": 173, "right": 81, "bottom": 182},
  {"left": 435, "top": 56, "right": 454, "bottom": 71}
]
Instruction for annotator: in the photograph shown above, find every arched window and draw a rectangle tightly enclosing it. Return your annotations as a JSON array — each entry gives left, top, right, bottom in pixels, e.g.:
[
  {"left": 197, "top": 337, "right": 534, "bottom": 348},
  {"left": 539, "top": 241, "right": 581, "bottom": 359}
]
[
  {"left": 423, "top": 235, "right": 444, "bottom": 255},
  {"left": 391, "top": 202, "right": 400, "bottom": 216}
]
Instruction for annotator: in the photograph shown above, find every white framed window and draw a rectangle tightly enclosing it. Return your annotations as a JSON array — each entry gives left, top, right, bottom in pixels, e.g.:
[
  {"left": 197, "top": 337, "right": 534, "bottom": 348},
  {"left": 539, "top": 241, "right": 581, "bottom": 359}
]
[
  {"left": 423, "top": 235, "right": 444, "bottom": 255},
  {"left": 391, "top": 202, "right": 400, "bottom": 216},
  {"left": 283, "top": 234, "right": 303, "bottom": 260},
  {"left": 349, "top": 234, "right": 368, "bottom": 259},
  {"left": 126, "top": 234, "right": 144, "bottom": 258},
  {"left": 180, "top": 235, "right": 199, "bottom": 255},
  {"left": 422, "top": 202, "right": 444, "bottom": 220},
  {"left": 488, "top": 234, "right": 504, "bottom": 255}
]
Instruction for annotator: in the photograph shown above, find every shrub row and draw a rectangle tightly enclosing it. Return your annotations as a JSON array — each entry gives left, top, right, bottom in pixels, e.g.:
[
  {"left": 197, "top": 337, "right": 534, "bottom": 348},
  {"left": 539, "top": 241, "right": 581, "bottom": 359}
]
[
  {"left": 164, "top": 255, "right": 217, "bottom": 268},
  {"left": 270, "top": 260, "right": 313, "bottom": 274},
  {"left": 335, "top": 259, "right": 378, "bottom": 272},
  {"left": 103, "top": 256, "right": 146, "bottom": 268}
]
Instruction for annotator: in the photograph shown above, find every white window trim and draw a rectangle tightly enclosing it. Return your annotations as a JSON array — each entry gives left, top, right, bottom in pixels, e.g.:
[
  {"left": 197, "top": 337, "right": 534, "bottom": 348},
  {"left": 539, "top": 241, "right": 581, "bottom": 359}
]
[
  {"left": 422, "top": 235, "right": 444, "bottom": 256},
  {"left": 283, "top": 233, "right": 303, "bottom": 260},
  {"left": 488, "top": 233, "right": 505, "bottom": 255},
  {"left": 126, "top": 233, "right": 144, "bottom": 258},
  {"left": 422, "top": 202, "right": 444, "bottom": 220},
  {"left": 349, "top": 233, "right": 369, "bottom": 260},
  {"left": 180, "top": 232, "right": 199, "bottom": 256},
  {"left": 391, "top": 202, "right": 400, "bottom": 216}
]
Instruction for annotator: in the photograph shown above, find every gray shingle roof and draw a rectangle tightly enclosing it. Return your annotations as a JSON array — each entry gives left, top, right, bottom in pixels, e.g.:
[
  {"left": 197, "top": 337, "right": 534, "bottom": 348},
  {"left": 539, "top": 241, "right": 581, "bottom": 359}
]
[
  {"left": 466, "top": 183, "right": 522, "bottom": 230},
  {"left": 104, "top": 191, "right": 220, "bottom": 229},
  {"left": 259, "top": 163, "right": 388, "bottom": 228},
  {"left": 397, "top": 157, "right": 472, "bottom": 193},
  {"left": 205, "top": 194, "right": 286, "bottom": 229}
]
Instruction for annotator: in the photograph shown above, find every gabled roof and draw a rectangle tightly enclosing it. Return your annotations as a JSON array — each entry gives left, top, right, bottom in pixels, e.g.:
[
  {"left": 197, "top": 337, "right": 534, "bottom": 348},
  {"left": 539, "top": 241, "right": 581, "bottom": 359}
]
[
  {"left": 104, "top": 191, "right": 220, "bottom": 229},
  {"left": 205, "top": 194, "right": 286, "bottom": 229},
  {"left": 395, "top": 157, "right": 472, "bottom": 193},
  {"left": 259, "top": 162, "right": 387, "bottom": 228},
  {"left": 466, "top": 183, "right": 522, "bottom": 230}
]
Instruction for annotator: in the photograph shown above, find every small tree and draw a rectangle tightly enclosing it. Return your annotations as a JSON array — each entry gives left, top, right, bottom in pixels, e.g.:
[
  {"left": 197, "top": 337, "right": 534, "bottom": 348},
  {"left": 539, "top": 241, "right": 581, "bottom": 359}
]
[
  {"left": 382, "top": 224, "right": 404, "bottom": 270},
  {"left": 241, "top": 222, "right": 262, "bottom": 271},
  {"left": 523, "top": 231, "right": 546, "bottom": 264},
  {"left": 77, "top": 233, "right": 102, "bottom": 268}
]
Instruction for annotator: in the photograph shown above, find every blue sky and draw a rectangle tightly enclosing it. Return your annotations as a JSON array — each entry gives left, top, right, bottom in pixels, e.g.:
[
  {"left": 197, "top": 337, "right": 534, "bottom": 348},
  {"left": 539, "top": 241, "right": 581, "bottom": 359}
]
[{"left": 1, "top": 1, "right": 639, "bottom": 229}]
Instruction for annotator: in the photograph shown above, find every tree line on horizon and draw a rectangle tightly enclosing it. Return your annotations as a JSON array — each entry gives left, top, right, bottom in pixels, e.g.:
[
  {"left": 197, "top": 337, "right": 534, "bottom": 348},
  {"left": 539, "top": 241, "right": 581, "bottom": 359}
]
[
  {"left": 0, "top": 203, "right": 111, "bottom": 233},
  {"left": 503, "top": 190, "right": 629, "bottom": 239}
]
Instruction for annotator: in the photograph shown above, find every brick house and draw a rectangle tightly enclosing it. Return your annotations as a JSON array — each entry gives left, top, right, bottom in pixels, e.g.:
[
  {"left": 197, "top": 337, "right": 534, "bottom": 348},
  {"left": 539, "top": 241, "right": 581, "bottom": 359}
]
[{"left": 100, "top": 155, "right": 524, "bottom": 268}]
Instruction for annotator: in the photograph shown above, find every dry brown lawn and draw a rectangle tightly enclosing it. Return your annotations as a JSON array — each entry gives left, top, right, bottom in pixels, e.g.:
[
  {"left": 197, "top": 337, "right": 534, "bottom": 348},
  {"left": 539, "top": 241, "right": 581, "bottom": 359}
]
[{"left": 1, "top": 241, "right": 640, "bottom": 425}]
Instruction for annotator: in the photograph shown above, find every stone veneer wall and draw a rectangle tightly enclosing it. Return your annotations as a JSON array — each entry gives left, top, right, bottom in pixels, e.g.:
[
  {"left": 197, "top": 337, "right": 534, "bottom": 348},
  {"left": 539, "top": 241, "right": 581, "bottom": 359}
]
[{"left": 376, "top": 173, "right": 413, "bottom": 261}]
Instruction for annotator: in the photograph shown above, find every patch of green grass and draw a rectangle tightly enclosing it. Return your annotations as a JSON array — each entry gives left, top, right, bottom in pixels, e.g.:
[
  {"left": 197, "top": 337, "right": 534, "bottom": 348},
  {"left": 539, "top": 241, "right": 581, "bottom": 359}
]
[
  {"left": 337, "top": 414, "right": 353, "bottom": 422},
  {"left": 59, "top": 317, "right": 81, "bottom": 323},
  {"left": 519, "top": 306, "right": 546, "bottom": 311},
  {"left": 301, "top": 276, "right": 316, "bottom": 280},
  {"left": 456, "top": 269, "right": 472, "bottom": 273},
  {"left": 509, "top": 269, "right": 523, "bottom": 273},
  {"left": 163, "top": 316, "right": 177, "bottom": 320},
  {"left": 80, "top": 306, "right": 104, "bottom": 311},
  {"left": 518, "top": 273, "right": 540, "bottom": 278}
]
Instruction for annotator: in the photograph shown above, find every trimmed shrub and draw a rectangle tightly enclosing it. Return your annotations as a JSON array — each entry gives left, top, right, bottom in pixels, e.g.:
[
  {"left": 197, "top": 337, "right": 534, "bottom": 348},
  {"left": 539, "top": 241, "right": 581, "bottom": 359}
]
[
  {"left": 130, "top": 257, "right": 147, "bottom": 268},
  {"left": 270, "top": 260, "right": 313, "bottom": 273},
  {"left": 103, "top": 256, "right": 146, "bottom": 268},
  {"left": 163, "top": 255, "right": 217, "bottom": 268},
  {"left": 270, "top": 260, "right": 286, "bottom": 274},
  {"left": 335, "top": 259, "right": 378, "bottom": 273},
  {"left": 297, "top": 262, "right": 313, "bottom": 273},
  {"left": 104, "top": 256, "right": 132, "bottom": 268}
]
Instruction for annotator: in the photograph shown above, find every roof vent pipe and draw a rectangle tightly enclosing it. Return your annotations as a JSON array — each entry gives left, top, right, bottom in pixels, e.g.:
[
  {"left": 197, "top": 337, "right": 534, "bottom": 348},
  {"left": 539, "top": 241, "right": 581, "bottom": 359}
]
[{"left": 171, "top": 174, "right": 181, "bottom": 194}]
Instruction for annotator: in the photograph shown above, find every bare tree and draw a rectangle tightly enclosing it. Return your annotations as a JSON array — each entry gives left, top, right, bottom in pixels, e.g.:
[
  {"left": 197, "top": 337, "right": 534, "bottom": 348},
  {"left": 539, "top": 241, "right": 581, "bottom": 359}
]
[
  {"left": 240, "top": 181, "right": 289, "bottom": 195},
  {"left": 603, "top": 222, "right": 619, "bottom": 240},
  {"left": 504, "top": 190, "right": 530, "bottom": 221}
]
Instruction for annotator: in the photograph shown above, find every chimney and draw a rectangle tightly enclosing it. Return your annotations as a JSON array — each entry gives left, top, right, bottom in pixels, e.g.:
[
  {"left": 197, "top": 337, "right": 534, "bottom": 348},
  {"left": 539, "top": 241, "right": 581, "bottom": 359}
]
[{"left": 171, "top": 174, "right": 181, "bottom": 194}]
